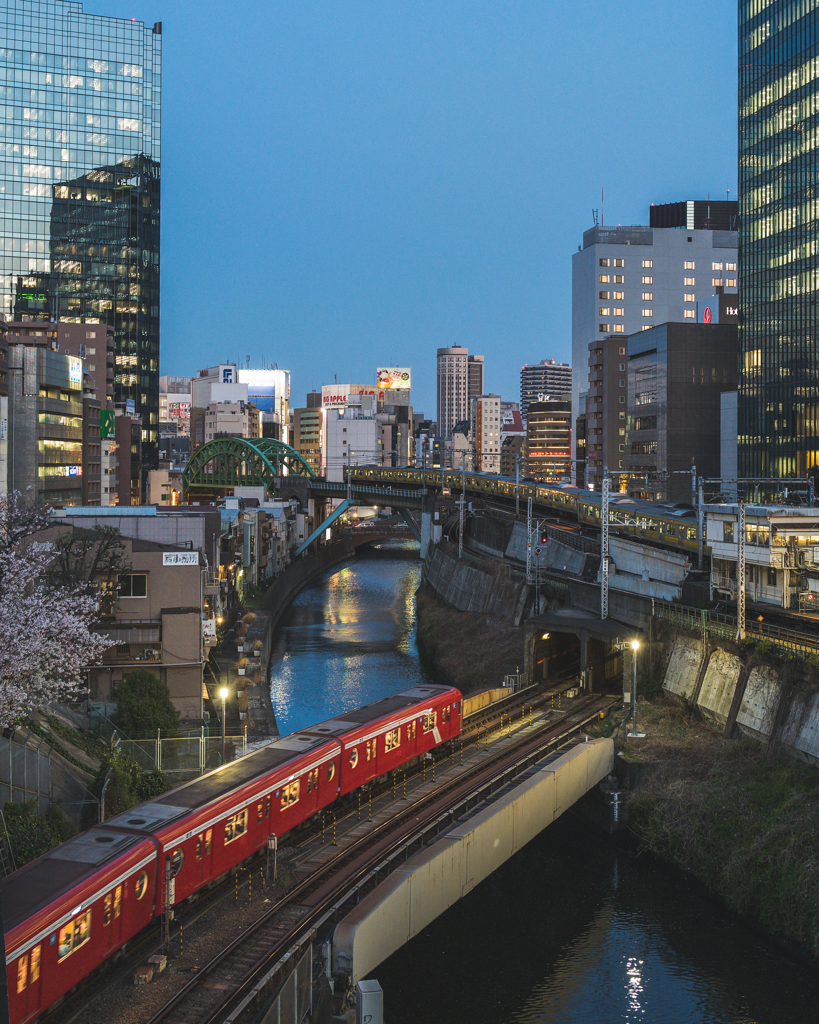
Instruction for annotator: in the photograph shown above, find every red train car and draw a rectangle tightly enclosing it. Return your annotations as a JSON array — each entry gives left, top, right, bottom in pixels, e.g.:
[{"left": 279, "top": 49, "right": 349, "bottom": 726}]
[
  {"left": 3, "top": 830, "right": 157, "bottom": 1024},
  {"left": 305, "top": 684, "right": 462, "bottom": 795},
  {"left": 1, "top": 684, "right": 463, "bottom": 1024},
  {"left": 102, "top": 733, "right": 341, "bottom": 905}
]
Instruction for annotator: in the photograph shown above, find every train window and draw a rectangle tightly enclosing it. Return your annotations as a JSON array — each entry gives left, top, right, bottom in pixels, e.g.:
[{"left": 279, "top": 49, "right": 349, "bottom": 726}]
[
  {"left": 16, "top": 956, "right": 26, "bottom": 994},
  {"left": 58, "top": 910, "right": 91, "bottom": 962},
  {"left": 453, "top": 702, "right": 459, "bottom": 712},
  {"left": 170, "top": 849, "right": 184, "bottom": 876},
  {"left": 265, "top": 795, "right": 271, "bottom": 817},
  {"left": 104, "top": 892, "right": 112, "bottom": 926},
  {"left": 257, "top": 800, "right": 264, "bottom": 822},
  {"left": 225, "top": 809, "right": 249, "bottom": 843},
  {"left": 365, "top": 738, "right": 377, "bottom": 761},
  {"left": 135, "top": 870, "right": 148, "bottom": 900},
  {"left": 114, "top": 885, "right": 121, "bottom": 919},
  {"left": 30, "top": 946, "right": 39, "bottom": 985},
  {"left": 349, "top": 748, "right": 359, "bottom": 768},
  {"left": 327, "top": 761, "right": 336, "bottom": 782},
  {"left": 306, "top": 768, "right": 319, "bottom": 793},
  {"left": 422, "top": 711, "right": 437, "bottom": 733},
  {"left": 281, "top": 781, "right": 300, "bottom": 809},
  {"left": 205, "top": 829, "right": 212, "bottom": 856},
  {"left": 406, "top": 721, "right": 416, "bottom": 741},
  {"left": 196, "top": 834, "right": 204, "bottom": 861},
  {"left": 384, "top": 728, "right": 400, "bottom": 752}
]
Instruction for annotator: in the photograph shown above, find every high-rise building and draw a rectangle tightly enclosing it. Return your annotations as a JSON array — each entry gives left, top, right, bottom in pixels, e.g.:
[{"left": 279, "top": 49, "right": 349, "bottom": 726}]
[
  {"left": 436, "top": 347, "right": 484, "bottom": 438},
  {"left": 586, "top": 335, "right": 629, "bottom": 492},
  {"left": 572, "top": 208, "right": 737, "bottom": 427},
  {"left": 520, "top": 360, "right": 572, "bottom": 420},
  {"left": 0, "top": 2, "right": 162, "bottom": 482},
  {"left": 738, "top": 8, "right": 817, "bottom": 478},
  {"left": 470, "top": 394, "right": 501, "bottom": 473},
  {"left": 524, "top": 399, "right": 572, "bottom": 482}
]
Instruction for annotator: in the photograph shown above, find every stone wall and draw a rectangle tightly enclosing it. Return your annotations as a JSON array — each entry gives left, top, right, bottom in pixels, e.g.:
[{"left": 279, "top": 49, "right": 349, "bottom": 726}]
[{"left": 422, "top": 543, "right": 530, "bottom": 625}]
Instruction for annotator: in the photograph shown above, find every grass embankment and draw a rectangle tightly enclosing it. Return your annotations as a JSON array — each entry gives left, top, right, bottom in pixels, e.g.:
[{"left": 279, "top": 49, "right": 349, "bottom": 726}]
[
  {"left": 415, "top": 586, "right": 523, "bottom": 695},
  {"left": 622, "top": 695, "right": 819, "bottom": 960}
]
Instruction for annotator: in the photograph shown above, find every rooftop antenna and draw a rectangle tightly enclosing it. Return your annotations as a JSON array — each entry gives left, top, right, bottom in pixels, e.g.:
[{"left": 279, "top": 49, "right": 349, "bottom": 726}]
[
  {"left": 591, "top": 208, "right": 599, "bottom": 226},
  {"left": 601, "top": 187, "right": 604, "bottom": 227}
]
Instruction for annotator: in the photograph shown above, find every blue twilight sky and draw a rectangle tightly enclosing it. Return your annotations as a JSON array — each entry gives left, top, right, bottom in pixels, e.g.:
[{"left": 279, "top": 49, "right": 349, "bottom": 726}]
[{"left": 101, "top": 0, "right": 737, "bottom": 418}]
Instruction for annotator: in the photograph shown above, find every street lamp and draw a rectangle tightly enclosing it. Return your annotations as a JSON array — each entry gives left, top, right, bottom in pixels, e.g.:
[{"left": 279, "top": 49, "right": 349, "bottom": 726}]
[
  {"left": 219, "top": 686, "right": 229, "bottom": 764},
  {"left": 628, "top": 639, "right": 645, "bottom": 738}
]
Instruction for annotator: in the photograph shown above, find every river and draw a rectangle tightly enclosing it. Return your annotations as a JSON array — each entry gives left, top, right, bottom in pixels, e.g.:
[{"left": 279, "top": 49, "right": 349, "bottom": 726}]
[{"left": 269, "top": 543, "right": 819, "bottom": 1023}]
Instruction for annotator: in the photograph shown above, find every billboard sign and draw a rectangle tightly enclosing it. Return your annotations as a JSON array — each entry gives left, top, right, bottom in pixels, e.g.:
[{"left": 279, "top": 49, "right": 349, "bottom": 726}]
[
  {"left": 100, "top": 409, "right": 115, "bottom": 439},
  {"left": 377, "top": 367, "right": 411, "bottom": 390},
  {"left": 125, "top": 398, "right": 136, "bottom": 415},
  {"left": 321, "top": 384, "right": 377, "bottom": 407},
  {"left": 162, "top": 552, "right": 199, "bottom": 566},
  {"left": 68, "top": 356, "right": 83, "bottom": 387}
]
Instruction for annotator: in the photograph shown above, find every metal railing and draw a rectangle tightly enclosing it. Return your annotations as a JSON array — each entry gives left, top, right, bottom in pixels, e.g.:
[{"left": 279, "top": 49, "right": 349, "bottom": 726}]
[{"left": 653, "top": 599, "right": 819, "bottom": 655}]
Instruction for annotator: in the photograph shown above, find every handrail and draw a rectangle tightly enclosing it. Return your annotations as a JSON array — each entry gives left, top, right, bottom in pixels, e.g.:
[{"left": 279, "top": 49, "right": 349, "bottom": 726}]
[{"left": 653, "top": 599, "right": 819, "bottom": 654}]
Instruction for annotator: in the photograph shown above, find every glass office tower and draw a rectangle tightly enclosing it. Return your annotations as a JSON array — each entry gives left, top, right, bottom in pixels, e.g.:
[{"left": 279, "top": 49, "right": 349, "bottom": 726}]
[
  {"left": 0, "top": 1, "right": 161, "bottom": 474},
  {"left": 738, "top": 2, "right": 819, "bottom": 478}
]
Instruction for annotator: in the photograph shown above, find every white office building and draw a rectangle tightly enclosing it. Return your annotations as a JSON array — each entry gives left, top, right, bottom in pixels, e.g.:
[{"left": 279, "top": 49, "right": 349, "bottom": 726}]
[
  {"left": 520, "top": 360, "right": 572, "bottom": 421},
  {"left": 471, "top": 394, "right": 502, "bottom": 473},
  {"left": 324, "top": 395, "right": 382, "bottom": 481},
  {"left": 436, "top": 347, "right": 485, "bottom": 438},
  {"left": 571, "top": 213, "right": 738, "bottom": 427}
]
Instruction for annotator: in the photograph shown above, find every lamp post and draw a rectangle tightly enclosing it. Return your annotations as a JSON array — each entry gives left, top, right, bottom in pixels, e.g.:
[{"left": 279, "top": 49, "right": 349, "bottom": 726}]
[
  {"left": 628, "top": 639, "right": 645, "bottom": 738},
  {"left": 219, "top": 686, "right": 228, "bottom": 763}
]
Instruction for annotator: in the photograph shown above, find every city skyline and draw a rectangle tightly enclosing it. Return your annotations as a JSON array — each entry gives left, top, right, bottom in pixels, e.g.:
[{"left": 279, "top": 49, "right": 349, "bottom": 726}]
[{"left": 99, "top": 0, "right": 736, "bottom": 418}]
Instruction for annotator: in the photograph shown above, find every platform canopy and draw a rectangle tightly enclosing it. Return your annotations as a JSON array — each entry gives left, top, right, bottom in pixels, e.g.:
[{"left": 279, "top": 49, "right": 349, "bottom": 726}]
[{"left": 182, "top": 437, "right": 316, "bottom": 500}]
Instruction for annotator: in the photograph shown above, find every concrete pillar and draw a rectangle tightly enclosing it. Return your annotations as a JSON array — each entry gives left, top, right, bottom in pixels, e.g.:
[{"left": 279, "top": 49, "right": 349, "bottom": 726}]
[{"left": 420, "top": 494, "right": 436, "bottom": 560}]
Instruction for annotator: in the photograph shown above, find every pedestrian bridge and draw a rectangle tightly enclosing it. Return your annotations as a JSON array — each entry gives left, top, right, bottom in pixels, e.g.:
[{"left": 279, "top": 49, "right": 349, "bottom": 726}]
[{"left": 332, "top": 736, "right": 614, "bottom": 986}]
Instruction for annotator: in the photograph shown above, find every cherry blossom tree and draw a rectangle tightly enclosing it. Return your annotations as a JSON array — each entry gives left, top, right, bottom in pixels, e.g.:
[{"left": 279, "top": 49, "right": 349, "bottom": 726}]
[{"left": 0, "top": 493, "right": 114, "bottom": 725}]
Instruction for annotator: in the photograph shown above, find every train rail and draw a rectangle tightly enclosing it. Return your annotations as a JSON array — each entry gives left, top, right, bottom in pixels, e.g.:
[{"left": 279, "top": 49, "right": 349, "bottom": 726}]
[{"left": 146, "top": 691, "right": 617, "bottom": 1024}]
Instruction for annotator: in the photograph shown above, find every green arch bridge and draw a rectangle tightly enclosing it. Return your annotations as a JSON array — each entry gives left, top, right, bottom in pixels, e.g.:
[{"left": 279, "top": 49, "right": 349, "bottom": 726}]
[{"left": 182, "top": 437, "right": 316, "bottom": 501}]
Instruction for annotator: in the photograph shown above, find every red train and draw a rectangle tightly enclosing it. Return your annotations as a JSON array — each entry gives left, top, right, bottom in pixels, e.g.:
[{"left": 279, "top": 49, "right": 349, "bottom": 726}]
[{"left": 2, "top": 684, "right": 462, "bottom": 1024}]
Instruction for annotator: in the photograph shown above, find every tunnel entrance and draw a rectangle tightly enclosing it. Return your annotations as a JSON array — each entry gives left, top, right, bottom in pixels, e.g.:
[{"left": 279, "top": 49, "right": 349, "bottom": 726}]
[{"left": 531, "top": 631, "right": 581, "bottom": 684}]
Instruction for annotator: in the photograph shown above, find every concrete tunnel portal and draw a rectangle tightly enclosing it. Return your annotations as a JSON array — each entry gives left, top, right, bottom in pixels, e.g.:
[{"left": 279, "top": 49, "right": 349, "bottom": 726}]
[{"left": 525, "top": 612, "right": 637, "bottom": 694}]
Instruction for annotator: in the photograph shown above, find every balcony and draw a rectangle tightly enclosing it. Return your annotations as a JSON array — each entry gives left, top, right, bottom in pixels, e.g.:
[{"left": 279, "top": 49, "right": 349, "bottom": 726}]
[
  {"left": 102, "top": 641, "right": 163, "bottom": 666},
  {"left": 711, "top": 573, "right": 737, "bottom": 595}
]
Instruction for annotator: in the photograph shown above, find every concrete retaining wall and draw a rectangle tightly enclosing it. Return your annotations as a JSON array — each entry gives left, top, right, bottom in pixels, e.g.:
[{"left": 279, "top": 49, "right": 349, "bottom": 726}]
[
  {"left": 697, "top": 648, "right": 743, "bottom": 727},
  {"left": 332, "top": 737, "right": 614, "bottom": 984},
  {"left": 663, "top": 638, "right": 705, "bottom": 701},
  {"left": 736, "top": 666, "right": 781, "bottom": 743},
  {"left": 778, "top": 687, "right": 819, "bottom": 766},
  {"left": 423, "top": 544, "right": 530, "bottom": 625}
]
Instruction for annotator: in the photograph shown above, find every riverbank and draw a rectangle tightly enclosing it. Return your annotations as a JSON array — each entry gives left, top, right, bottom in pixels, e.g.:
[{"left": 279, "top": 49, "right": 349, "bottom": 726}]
[
  {"left": 415, "top": 585, "right": 523, "bottom": 694},
  {"left": 618, "top": 694, "right": 819, "bottom": 962}
]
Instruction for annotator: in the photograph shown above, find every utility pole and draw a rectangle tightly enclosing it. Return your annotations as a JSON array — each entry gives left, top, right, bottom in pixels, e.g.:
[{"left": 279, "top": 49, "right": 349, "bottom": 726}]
[
  {"left": 458, "top": 450, "right": 466, "bottom": 560},
  {"left": 526, "top": 496, "right": 534, "bottom": 583},
  {"left": 515, "top": 452, "right": 520, "bottom": 517},
  {"left": 697, "top": 476, "right": 704, "bottom": 571},
  {"left": 600, "top": 472, "right": 610, "bottom": 620},
  {"left": 736, "top": 500, "right": 746, "bottom": 640}
]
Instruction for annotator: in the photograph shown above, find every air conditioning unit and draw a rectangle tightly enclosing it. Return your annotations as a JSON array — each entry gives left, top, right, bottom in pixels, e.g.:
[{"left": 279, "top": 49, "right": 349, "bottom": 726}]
[{"left": 144, "top": 648, "right": 159, "bottom": 658}]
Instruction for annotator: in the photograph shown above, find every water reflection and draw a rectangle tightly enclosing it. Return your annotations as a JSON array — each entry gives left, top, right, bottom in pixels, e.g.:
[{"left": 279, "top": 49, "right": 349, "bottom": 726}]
[
  {"left": 269, "top": 542, "right": 431, "bottom": 736},
  {"left": 374, "top": 815, "right": 819, "bottom": 1024}
]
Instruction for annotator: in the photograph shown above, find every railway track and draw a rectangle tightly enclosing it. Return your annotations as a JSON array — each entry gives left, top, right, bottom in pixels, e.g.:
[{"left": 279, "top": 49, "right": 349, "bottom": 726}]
[{"left": 146, "top": 691, "right": 617, "bottom": 1024}]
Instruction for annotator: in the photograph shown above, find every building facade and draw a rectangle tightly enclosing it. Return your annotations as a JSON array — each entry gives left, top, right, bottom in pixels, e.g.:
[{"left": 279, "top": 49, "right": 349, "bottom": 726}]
[
  {"left": 624, "top": 322, "right": 738, "bottom": 502},
  {"left": 324, "top": 396, "right": 382, "bottom": 481},
  {"left": 0, "top": 3, "right": 162, "bottom": 474},
  {"left": 520, "top": 359, "right": 572, "bottom": 420},
  {"left": 524, "top": 399, "right": 571, "bottom": 482},
  {"left": 572, "top": 212, "right": 737, "bottom": 427},
  {"left": 293, "top": 405, "right": 323, "bottom": 474},
  {"left": 203, "top": 400, "right": 260, "bottom": 445},
  {"left": 470, "top": 394, "right": 501, "bottom": 473},
  {"left": 738, "top": 4, "right": 819, "bottom": 478},
  {"left": 436, "top": 347, "right": 485, "bottom": 438},
  {"left": 586, "top": 335, "right": 629, "bottom": 491}
]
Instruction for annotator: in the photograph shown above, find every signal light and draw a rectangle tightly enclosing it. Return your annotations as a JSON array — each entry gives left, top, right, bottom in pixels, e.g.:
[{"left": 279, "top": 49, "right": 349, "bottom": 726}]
[{"left": 540, "top": 532, "right": 549, "bottom": 545}]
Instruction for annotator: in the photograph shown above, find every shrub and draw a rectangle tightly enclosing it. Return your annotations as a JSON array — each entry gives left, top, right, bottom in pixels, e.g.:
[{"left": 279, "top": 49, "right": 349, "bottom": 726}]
[
  {"left": 238, "top": 657, "right": 249, "bottom": 669},
  {"left": 237, "top": 623, "right": 248, "bottom": 638},
  {"left": 3, "top": 800, "right": 75, "bottom": 867},
  {"left": 756, "top": 638, "right": 774, "bottom": 656},
  {"left": 90, "top": 748, "right": 172, "bottom": 822},
  {"left": 114, "top": 668, "right": 181, "bottom": 739},
  {"left": 242, "top": 612, "right": 257, "bottom": 624}
]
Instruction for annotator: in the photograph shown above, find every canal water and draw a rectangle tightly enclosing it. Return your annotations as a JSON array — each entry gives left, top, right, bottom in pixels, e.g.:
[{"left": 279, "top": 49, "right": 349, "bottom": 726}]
[{"left": 269, "top": 543, "right": 819, "bottom": 1023}]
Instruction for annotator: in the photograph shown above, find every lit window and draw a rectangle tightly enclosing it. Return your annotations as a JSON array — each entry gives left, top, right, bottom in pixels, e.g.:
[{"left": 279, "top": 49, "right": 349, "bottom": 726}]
[
  {"left": 58, "top": 910, "right": 91, "bottom": 962},
  {"left": 599, "top": 291, "right": 610, "bottom": 299},
  {"left": 135, "top": 870, "right": 148, "bottom": 900},
  {"left": 726, "top": 278, "right": 737, "bottom": 287},
  {"left": 614, "top": 258, "right": 624, "bottom": 267},
  {"left": 642, "top": 309, "right": 652, "bottom": 317},
  {"left": 619, "top": 347, "right": 626, "bottom": 355},
  {"left": 642, "top": 260, "right": 653, "bottom": 268},
  {"left": 599, "top": 324, "right": 610, "bottom": 333},
  {"left": 171, "top": 850, "right": 184, "bottom": 876},
  {"left": 641, "top": 276, "right": 653, "bottom": 285},
  {"left": 422, "top": 711, "right": 438, "bottom": 734},
  {"left": 612, "top": 324, "right": 625, "bottom": 333},
  {"left": 684, "top": 261, "right": 695, "bottom": 270},
  {"left": 712, "top": 278, "right": 722, "bottom": 287},
  {"left": 599, "top": 307, "right": 610, "bottom": 316},
  {"left": 726, "top": 263, "right": 736, "bottom": 271},
  {"left": 684, "top": 293, "right": 695, "bottom": 302},
  {"left": 30, "top": 947, "right": 39, "bottom": 985},
  {"left": 684, "top": 309, "right": 696, "bottom": 318},
  {"left": 225, "top": 808, "right": 249, "bottom": 841},
  {"left": 684, "top": 277, "right": 695, "bottom": 286},
  {"left": 642, "top": 325, "right": 652, "bottom": 331},
  {"left": 599, "top": 275, "right": 610, "bottom": 283},
  {"left": 599, "top": 258, "right": 610, "bottom": 267},
  {"left": 384, "top": 728, "right": 401, "bottom": 751},
  {"left": 641, "top": 292, "right": 652, "bottom": 300},
  {"left": 17, "top": 957, "right": 26, "bottom": 995},
  {"left": 712, "top": 262, "right": 723, "bottom": 271},
  {"left": 613, "top": 291, "right": 625, "bottom": 300},
  {"left": 613, "top": 307, "right": 624, "bottom": 316}
]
